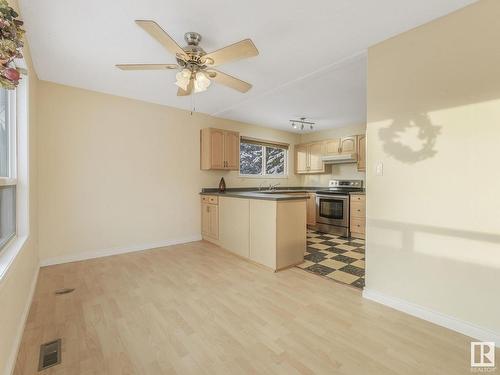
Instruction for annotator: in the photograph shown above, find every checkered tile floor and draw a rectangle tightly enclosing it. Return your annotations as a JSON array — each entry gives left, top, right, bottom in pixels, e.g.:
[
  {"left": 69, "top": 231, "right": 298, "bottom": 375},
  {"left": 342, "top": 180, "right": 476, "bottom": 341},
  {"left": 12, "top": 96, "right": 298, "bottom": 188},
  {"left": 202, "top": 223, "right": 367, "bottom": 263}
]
[{"left": 297, "top": 230, "right": 365, "bottom": 289}]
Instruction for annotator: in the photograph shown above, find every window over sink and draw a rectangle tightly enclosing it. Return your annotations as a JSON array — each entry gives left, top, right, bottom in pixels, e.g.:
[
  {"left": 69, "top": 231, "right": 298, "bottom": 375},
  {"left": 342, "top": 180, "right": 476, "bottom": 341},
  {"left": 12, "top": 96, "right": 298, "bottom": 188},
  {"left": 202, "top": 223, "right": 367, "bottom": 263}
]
[{"left": 239, "top": 137, "right": 288, "bottom": 177}]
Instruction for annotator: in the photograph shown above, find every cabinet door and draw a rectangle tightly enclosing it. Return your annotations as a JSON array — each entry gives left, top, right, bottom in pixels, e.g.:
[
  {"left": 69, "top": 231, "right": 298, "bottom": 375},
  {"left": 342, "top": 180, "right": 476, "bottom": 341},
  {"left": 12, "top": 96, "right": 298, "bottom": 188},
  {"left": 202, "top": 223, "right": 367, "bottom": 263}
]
[
  {"left": 308, "top": 142, "right": 325, "bottom": 173},
  {"left": 210, "top": 129, "right": 225, "bottom": 169},
  {"left": 339, "top": 136, "right": 357, "bottom": 154},
  {"left": 208, "top": 204, "right": 219, "bottom": 239},
  {"left": 357, "top": 134, "right": 366, "bottom": 171},
  {"left": 324, "top": 139, "right": 341, "bottom": 155},
  {"left": 295, "top": 144, "right": 309, "bottom": 173},
  {"left": 224, "top": 131, "right": 240, "bottom": 170},
  {"left": 201, "top": 203, "right": 211, "bottom": 237},
  {"left": 306, "top": 193, "right": 316, "bottom": 225}
]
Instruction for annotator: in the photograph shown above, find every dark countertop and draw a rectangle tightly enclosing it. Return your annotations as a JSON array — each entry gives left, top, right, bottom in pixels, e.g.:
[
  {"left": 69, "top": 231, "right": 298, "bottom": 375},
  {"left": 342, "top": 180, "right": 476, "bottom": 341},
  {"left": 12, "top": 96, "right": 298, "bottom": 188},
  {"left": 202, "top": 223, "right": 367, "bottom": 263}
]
[
  {"left": 201, "top": 186, "right": 324, "bottom": 193},
  {"left": 200, "top": 190, "right": 310, "bottom": 201},
  {"left": 200, "top": 186, "right": 365, "bottom": 201}
]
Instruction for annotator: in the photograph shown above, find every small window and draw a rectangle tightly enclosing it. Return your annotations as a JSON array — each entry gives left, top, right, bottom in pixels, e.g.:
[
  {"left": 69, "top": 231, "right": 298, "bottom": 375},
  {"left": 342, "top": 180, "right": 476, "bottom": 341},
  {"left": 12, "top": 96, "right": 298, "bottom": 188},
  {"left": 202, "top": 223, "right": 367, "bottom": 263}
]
[
  {"left": 0, "top": 87, "right": 16, "bottom": 252},
  {"left": 240, "top": 138, "right": 288, "bottom": 177}
]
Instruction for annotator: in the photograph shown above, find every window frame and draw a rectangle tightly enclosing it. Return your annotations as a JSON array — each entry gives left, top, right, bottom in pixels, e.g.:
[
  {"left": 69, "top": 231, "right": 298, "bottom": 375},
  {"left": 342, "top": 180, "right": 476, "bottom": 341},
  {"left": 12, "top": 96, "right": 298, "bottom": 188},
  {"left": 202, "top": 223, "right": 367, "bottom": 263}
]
[
  {"left": 0, "top": 88, "right": 18, "bottom": 251},
  {"left": 239, "top": 140, "right": 289, "bottom": 179}
]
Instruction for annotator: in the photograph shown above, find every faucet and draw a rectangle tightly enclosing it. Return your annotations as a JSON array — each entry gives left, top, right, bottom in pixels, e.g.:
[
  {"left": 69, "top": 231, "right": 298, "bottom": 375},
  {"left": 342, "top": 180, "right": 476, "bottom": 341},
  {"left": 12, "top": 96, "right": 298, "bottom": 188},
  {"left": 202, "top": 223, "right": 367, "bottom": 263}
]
[{"left": 269, "top": 183, "right": 280, "bottom": 191}]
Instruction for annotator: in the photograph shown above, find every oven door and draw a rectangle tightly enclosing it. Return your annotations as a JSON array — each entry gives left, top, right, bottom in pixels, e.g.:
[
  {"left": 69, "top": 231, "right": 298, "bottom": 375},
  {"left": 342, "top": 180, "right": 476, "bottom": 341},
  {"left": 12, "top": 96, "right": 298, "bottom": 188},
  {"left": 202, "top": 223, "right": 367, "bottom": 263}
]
[{"left": 316, "top": 194, "right": 349, "bottom": 227}]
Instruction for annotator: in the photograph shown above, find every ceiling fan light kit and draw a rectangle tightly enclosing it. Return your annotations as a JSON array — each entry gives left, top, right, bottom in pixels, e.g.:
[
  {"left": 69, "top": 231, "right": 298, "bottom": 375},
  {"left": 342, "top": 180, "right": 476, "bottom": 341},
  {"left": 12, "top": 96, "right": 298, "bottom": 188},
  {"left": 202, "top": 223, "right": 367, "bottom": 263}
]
[{"left": 116, "top": 20, "right": 258, "bottom": 96}]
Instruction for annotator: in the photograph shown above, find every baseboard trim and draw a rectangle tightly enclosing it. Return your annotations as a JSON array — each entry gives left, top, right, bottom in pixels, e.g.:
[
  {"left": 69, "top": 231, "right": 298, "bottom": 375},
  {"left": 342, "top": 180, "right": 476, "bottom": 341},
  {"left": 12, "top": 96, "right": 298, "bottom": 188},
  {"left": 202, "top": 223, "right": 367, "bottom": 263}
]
[
  {"left": 40, "top": 235, "right": 203, "bottom": 267},
  {"left": 7, "top": 265, "right": 39, "bottom": 375},
  {"left": 363, "top": 289, "right": 500, "bottom": 347}
]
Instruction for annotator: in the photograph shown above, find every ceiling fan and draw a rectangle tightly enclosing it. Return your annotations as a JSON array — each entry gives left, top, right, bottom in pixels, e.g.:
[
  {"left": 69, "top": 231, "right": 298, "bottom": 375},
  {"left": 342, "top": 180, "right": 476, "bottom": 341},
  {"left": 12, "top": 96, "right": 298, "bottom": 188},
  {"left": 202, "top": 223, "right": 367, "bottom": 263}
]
[{"left": 116, "top": 20, "right": 259, "bottom": 96}]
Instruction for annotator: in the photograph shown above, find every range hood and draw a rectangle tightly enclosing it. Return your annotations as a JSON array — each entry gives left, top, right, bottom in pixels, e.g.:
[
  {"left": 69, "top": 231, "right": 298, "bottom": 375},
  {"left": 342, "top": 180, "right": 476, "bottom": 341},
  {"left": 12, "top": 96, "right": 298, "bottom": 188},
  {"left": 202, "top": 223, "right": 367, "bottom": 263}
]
[{"left": 321, "top": 153, "right": 358, "bottom": 164}]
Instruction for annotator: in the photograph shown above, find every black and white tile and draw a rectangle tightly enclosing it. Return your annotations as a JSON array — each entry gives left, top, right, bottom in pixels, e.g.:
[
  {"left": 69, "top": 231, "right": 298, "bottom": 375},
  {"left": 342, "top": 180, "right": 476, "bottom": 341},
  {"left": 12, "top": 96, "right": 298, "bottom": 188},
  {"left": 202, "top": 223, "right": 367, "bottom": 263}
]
[{"left": 297, "top": 230, "right": 365, "bottom": 289}]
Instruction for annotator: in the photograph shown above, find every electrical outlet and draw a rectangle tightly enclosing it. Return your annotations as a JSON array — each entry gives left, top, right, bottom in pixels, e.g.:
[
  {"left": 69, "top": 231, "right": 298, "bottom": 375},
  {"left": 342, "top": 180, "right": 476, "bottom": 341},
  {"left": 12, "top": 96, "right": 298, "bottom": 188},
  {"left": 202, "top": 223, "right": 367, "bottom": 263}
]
[{"left": 376, "top": 162, "right": 384, "bottom": 176}]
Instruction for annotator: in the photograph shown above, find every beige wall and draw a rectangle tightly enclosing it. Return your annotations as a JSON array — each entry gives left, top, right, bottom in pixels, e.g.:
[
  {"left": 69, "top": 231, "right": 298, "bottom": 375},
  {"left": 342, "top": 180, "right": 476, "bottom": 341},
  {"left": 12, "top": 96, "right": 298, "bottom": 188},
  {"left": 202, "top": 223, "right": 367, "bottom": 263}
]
[
  {"left": 366, "top": 0, "right": 500, "bottom": 336},
  {"left": 37, "top": 81, "right": 302, "bottom": 263},
  {"left": 0, "top": 1, "right": 39, "bottom": 373},
  {"left": 299, "top": 123, "right": 366, "bottom": 186}
]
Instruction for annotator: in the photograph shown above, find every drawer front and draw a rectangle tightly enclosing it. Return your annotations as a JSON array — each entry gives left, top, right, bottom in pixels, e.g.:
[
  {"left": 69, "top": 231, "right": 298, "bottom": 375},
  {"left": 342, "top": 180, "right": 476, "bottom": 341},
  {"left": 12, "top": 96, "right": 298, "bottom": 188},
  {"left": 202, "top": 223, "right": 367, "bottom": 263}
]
[
  {"left": 350, "top": 201, "right": 366, "bottom": 218},
  {"left": 350, "top": 217, "right": 366, "bottom": 234},
  {"left": 350, "top": 194, "right": 365, "bottom": 203},
  {"left": 201, "top": 195, "right": 218, "bottom": 204}
]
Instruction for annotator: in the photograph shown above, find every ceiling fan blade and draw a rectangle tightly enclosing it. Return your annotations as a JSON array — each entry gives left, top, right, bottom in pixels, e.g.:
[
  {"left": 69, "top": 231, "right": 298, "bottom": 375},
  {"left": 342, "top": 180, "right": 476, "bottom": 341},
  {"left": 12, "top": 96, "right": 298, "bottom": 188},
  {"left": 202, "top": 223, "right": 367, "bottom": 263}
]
[
  {"left": 177, "top": 79, "right": 194, "bottom": 96},
  {"left": 203, "top": 39, "right": 258, "bottom": 67},
  {"left": 135, "top": 20, "right": 187, "bottom": 60},
  {"left": 207, "top": 70, "right": 252, "bottom": 93},
  {"left": 116, "top": 64, "right": 179, "bottom": 70}
]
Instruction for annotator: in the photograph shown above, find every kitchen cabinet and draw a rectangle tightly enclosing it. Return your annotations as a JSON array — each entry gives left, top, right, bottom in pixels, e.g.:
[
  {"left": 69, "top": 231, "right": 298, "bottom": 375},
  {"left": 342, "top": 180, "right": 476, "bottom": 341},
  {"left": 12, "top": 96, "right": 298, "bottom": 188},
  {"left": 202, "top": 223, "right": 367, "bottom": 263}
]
[
  {"left": 324, "top": 138, "right": 341, "bottom": 155},
  {"left": 350, "top": 194, "right": 365, "bottom": 239},
  {"left": 306, "top": 193, "right": 316, "bottom": 226},
  {"left": 324, "top": 136, "right": 356, "bottom": 155},
  {"left": 201, "top": 195, "right": 219, "bottom": 240},
  {"left": 357, "top": 134, "right": 366, "bottom": 172},
  {"left": 294, "top": 142, "right": 325, "bottom": 174},
  {"left": 295, "top": 144, "right": 309, "bottom": 173},
  {"left": 200, "top": 128, "right": 240, "bottom": 170},
  {"left": 217, "top": 196, "right": 306, "bottom": 271},
  {"left": 308, "top": 142, "right": 324, "bottom": 172},
  {"left": 339, "top": 136, "right": 357, "bottom": 154}
]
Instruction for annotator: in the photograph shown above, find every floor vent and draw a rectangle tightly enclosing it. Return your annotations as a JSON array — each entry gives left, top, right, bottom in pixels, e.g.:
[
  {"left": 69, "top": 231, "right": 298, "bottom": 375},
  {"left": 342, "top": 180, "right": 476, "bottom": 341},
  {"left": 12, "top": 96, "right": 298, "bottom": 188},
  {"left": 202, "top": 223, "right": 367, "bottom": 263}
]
[
  {"left": 38, "top": 339, "right": 61, "bottom": 371},
  {"left": 55, "top": 288, "right": 75, "bottom": 295}
]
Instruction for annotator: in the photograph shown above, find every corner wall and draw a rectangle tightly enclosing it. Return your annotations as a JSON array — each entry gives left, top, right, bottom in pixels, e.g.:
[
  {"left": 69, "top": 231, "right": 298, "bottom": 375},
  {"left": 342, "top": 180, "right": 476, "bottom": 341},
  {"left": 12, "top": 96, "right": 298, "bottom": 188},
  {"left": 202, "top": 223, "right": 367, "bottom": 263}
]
[
  {"left": 36, "top": 81, "right": 301, "bottom": 264},
  {"left": 366, "top": 0, "right": 500, "bottom": 339}
]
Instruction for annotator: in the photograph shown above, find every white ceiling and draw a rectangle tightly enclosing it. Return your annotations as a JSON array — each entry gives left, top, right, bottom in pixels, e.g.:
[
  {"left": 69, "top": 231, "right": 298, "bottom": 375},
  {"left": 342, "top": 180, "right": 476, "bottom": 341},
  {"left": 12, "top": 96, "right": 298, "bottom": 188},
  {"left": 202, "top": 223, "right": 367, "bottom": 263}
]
[{"left": 20, "top": 0, "right": 476, "bottom": 132}]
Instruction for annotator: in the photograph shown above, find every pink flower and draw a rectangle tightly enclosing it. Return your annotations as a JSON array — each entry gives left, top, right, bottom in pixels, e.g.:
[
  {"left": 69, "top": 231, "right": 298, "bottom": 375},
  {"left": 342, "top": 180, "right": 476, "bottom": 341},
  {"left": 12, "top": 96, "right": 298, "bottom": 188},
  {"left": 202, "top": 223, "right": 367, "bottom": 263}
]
[{"left": 2, "top": 67, "right": 20, "bottom": 81}]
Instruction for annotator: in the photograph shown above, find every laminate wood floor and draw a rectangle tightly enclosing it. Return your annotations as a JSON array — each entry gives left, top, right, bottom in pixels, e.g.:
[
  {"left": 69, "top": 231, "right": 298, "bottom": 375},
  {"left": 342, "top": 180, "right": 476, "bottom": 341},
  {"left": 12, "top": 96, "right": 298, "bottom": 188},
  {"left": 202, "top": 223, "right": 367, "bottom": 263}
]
[{"left": 14, "top": 241, "right": 484, "bottom": 374}]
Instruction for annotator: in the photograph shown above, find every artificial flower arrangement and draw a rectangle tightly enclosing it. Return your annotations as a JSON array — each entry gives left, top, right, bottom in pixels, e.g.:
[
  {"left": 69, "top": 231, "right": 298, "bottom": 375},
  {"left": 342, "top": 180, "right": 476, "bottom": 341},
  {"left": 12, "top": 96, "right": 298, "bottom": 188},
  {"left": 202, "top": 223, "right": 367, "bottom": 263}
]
[{"left": 0, "top": 0, "right": 24, "bottom": 89}]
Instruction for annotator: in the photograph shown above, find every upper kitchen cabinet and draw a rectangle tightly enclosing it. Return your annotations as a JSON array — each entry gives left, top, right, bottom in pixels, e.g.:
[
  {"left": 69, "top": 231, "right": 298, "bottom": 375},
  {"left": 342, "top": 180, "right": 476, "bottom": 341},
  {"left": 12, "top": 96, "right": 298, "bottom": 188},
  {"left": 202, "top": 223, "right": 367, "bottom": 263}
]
[
  {"left": 200, "top": 128, "right": 240, "bottom": 170},
  {"left": 339, "top": 136, "right": 357, "bottom": 154},
  {"left": 324, "top": 138, "right": 341, "bottom": 156},
  {"left": 294, "top": 142, "right": 325, "bottom": 174},
  {"left": 357, "top": 134, "right": 366, "bottom": 172},
  {"left": 324, "top": 136, "right": 356, "bottom": 155},
  {"left": 295, "top": 144, "right": 309, "bottom": 173}
]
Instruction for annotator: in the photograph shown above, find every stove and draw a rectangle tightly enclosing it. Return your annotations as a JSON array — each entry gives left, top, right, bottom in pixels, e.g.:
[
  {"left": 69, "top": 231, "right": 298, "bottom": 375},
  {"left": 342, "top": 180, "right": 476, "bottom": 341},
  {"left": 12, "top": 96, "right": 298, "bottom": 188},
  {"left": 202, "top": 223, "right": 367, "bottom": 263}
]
[
  {"left": 315, "top": 180, "right": 363, "bottom": 237},
  {"left": 316, "top": 179, "right": 364, "bottom": 195}
]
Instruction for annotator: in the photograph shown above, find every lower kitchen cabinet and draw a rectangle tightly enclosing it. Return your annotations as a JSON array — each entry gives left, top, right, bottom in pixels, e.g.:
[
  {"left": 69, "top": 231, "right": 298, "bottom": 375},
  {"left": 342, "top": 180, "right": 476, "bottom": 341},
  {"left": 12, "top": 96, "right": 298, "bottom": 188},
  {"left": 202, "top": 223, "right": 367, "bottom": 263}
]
[
  {"left": 201, "top": 195, "right": 219, "bottom": 240},
  {"left": 350, "top": 194, "right": 366, "bottom": 239},
  {"left": 215, "top": 196, "right": 306, "bottom": 271},
  {"left": 306, "top": 193, "right": 316, "bottom": 226}
]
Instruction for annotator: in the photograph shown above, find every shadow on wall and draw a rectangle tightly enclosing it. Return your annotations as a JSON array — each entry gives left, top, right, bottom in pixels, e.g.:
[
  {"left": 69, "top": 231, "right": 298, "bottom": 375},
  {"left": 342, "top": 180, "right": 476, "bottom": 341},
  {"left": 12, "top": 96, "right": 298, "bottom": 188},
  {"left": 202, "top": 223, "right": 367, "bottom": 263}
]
[
  {"left": 378, "top": 113, "right": 441, "bottom": 164},
  {"left": 367, "top": 218, "right": 500, "bottom": 268}
]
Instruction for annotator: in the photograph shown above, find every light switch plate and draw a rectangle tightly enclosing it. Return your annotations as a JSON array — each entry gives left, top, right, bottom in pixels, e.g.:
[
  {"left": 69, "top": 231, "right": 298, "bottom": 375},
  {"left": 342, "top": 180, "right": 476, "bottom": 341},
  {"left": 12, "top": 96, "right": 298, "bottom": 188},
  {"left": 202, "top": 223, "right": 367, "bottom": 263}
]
[{"left": 376, "top": 162, "right": 384, "bottom": 176}]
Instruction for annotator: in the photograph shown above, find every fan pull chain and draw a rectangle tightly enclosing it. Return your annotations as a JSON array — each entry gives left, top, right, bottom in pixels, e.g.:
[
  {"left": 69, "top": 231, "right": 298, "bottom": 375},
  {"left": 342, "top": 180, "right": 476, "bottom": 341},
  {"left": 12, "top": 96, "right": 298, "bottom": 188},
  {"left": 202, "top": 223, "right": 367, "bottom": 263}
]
[{"left": 190, "top": 92, "right": 196, "bottom": 115}]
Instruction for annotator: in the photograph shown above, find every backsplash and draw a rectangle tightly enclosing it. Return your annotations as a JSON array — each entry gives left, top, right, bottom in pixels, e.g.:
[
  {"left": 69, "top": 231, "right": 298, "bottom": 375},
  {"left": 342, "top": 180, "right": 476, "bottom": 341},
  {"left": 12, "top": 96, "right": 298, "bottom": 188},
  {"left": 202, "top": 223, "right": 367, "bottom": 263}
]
[{"left": 301, "top": 163, "right": 365, "bottom": 187}]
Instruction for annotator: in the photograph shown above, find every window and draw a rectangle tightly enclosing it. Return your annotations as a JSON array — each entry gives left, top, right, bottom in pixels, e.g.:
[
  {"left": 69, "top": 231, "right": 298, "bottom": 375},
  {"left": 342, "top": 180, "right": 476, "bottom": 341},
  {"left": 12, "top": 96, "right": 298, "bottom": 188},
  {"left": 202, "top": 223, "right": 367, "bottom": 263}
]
[
  {"left": 0, "top": 87, "right": 16, "bottom": 252},
  {"left": 239, "top": 138, "right": 288, "bottom": 177}
]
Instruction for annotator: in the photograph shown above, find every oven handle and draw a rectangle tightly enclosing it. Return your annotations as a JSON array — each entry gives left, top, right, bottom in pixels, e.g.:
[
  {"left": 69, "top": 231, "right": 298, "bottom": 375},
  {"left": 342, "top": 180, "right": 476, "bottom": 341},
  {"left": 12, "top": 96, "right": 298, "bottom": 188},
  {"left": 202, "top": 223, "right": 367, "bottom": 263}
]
[{"left": 316, "top": 194, "right": 350, "bottom": 199}]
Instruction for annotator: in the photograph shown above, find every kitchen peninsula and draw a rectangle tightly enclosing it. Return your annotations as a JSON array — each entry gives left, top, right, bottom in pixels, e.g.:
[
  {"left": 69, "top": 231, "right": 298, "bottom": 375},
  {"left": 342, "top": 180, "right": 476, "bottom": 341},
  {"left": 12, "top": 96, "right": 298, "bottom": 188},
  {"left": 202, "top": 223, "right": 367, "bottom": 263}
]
[{"left": 200, "top": 190, "right": 308, "bottom": 271}]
